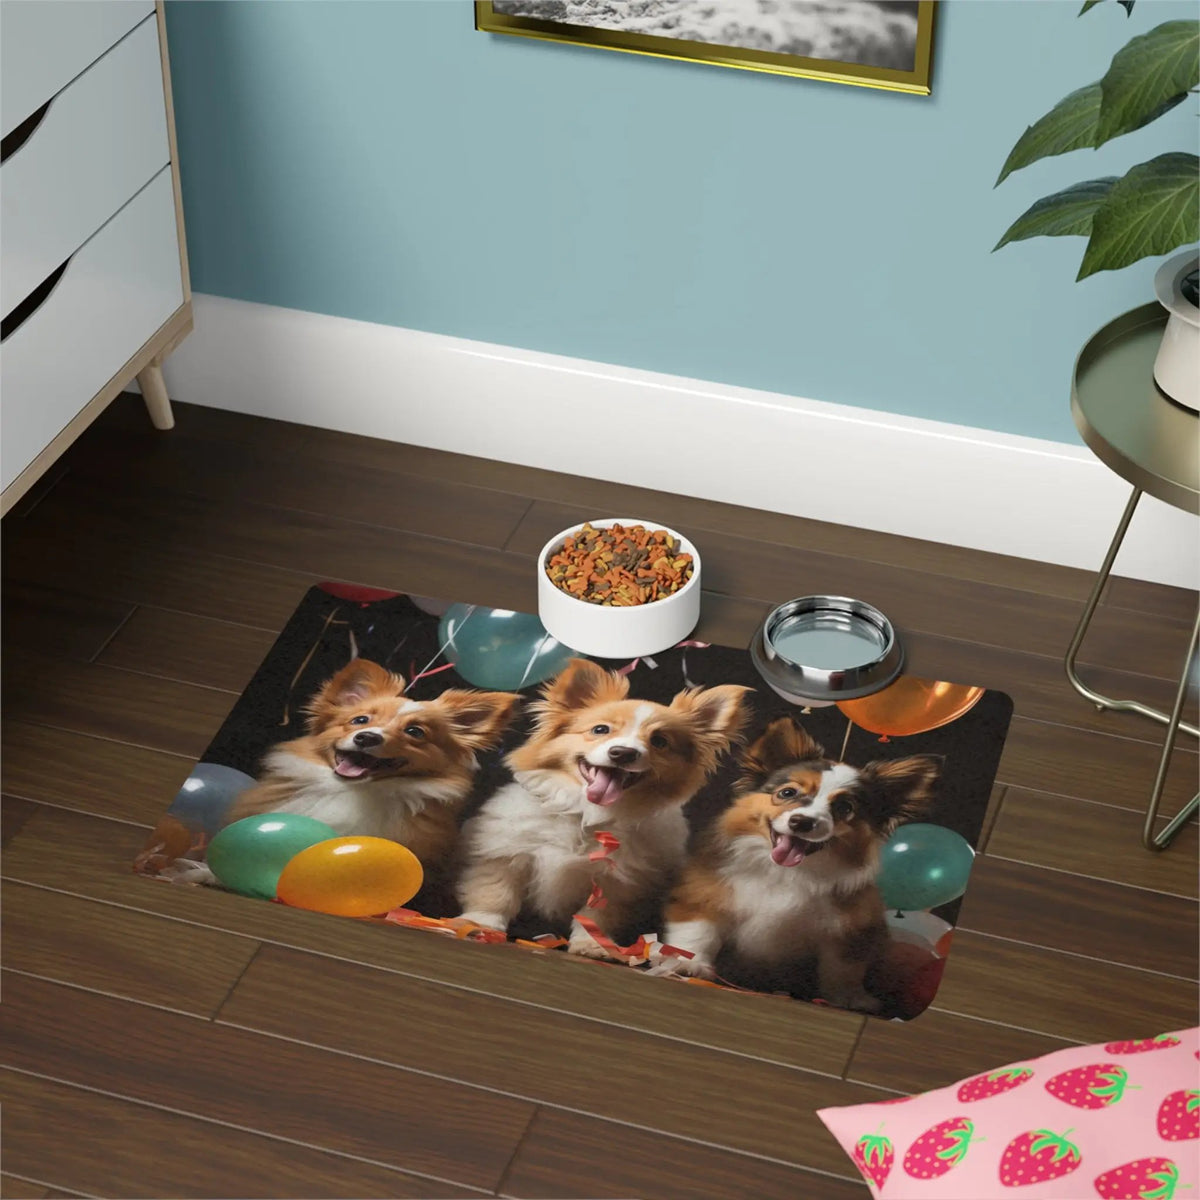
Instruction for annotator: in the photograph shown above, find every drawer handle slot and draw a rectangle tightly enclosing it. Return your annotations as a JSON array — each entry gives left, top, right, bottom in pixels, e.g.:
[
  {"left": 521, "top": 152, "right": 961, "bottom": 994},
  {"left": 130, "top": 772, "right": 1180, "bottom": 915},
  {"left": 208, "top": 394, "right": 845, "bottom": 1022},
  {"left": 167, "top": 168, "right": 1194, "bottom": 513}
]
[
  {"left": 1, "top": 258, "right": 70, "bottom": 342},
  {"left": 1, "top": 100, "right": 52, "bottom": 164}
]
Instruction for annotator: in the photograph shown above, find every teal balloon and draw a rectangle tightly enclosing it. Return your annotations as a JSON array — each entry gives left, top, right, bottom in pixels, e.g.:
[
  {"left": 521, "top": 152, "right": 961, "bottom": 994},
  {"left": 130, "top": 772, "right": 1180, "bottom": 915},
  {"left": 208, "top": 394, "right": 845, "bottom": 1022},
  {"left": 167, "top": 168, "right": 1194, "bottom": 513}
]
[
  {"left": 438, "top": 603, "right": 578, "bottom": 690},
  {"left": 878, "top": 823, "right": 975, "bottom": 912},
  {"left": 207, "top": 814, "right": 338, "bottom": 900}
]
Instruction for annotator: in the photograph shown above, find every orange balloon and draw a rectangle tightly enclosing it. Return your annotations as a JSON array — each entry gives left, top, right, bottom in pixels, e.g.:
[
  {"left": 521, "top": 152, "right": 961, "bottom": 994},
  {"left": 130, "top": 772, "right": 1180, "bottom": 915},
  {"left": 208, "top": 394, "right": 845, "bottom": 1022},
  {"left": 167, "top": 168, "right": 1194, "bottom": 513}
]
[
  {"left": 837, "top": 676, "right": 984, "bottom": 738},
  {"left": 276, "top": 836, "right": 423, "bottom": 918}
]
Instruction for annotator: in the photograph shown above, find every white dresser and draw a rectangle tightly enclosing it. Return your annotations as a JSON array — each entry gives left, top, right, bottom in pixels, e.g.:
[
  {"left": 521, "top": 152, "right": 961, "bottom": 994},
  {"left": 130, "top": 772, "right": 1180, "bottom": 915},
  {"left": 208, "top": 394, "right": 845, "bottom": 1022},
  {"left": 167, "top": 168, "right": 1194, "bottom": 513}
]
[{"left": 1, "top": 0, "right": 191, "bottom": 514}]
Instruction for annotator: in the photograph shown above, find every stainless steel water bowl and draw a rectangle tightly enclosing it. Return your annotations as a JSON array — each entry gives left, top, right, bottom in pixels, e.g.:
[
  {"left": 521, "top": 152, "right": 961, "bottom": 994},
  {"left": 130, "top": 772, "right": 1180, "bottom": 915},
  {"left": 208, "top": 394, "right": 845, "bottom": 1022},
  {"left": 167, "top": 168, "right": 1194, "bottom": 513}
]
[{"left": 750, "top": 596, "right": 904, "bottom": 704}]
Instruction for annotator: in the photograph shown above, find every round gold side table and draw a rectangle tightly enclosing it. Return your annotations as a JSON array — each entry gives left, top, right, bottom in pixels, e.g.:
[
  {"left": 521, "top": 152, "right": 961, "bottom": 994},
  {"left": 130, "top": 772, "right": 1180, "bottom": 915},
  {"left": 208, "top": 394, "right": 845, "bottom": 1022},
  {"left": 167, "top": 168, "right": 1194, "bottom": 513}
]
[{"left": 1068, "top": 302, "right": 1199, "bottom": 851}]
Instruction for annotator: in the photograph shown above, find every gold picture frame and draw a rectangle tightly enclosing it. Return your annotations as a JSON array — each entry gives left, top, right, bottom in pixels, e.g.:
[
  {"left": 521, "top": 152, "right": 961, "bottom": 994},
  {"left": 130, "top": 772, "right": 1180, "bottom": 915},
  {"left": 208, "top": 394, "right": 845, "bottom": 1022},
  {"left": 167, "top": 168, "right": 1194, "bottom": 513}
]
[{"left": 475, "top": 1, "right": 936, "bottom": 96}]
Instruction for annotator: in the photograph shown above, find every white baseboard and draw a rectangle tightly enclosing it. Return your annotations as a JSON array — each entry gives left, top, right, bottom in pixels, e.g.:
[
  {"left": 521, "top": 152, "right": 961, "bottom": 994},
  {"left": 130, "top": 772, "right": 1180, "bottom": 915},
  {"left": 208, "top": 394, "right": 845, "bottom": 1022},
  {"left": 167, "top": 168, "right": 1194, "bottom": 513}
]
[{"left": 162, "top": 294, "right": 1198, "bottom": 590}]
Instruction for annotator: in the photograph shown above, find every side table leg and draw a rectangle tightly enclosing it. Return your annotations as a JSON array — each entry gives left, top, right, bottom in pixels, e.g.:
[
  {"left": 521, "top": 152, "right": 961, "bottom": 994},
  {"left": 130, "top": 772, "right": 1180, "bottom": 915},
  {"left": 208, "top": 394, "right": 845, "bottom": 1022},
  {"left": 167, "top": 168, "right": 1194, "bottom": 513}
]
[
  {"left": 1143, "top": 606, "right": 1200, "bottom": 852},
  {"left": 1065, "top": 486, "right": 1141, "bottom": 713},
  {"left": 1065, "top": 484, "right": 1199, "bottom": 737},
  {"left": 136, "top": 360, "right": 175, "bottom": 431}
]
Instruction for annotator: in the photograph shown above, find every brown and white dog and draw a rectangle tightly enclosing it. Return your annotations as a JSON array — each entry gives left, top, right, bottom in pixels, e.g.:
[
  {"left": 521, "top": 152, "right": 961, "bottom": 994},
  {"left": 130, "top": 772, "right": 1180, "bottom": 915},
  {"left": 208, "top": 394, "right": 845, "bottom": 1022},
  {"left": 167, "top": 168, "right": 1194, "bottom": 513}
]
[
  {"left": 654, "top": 717, "right": 938, "bottom": 1012},
  {"left": 226, "top": 659, "right": 519, "bottom": 879},
  {"left": 456, "top": 658, "right": 749, "bottom": 956}
]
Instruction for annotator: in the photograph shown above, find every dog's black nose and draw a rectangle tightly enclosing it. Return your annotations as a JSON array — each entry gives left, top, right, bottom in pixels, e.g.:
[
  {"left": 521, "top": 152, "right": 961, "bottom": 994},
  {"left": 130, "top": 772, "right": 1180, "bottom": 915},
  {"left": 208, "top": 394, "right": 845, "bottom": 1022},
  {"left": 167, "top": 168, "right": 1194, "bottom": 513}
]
[
  {"left": 788, "top": 813, "right": 817, "bottom": 835},
  {"left": 353, "top": 730, "right": 383, "bottom": 748},
  {"left": 607, "top": 745, "right": 640, "bottom": 767}
]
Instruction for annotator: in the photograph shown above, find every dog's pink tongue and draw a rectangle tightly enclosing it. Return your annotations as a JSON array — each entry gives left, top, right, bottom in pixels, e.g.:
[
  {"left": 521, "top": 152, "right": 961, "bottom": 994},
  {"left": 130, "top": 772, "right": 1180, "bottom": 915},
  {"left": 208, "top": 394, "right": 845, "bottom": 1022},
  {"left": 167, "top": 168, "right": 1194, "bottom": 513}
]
[
  {"left": 586, "top": 767, "right": 624, "bottom": 806},
  {"left": 771, "top": 835, "right": 808, "bottom": 867},
  {"left": 335, "top": 756, "right": 371, "bottom": 779}
]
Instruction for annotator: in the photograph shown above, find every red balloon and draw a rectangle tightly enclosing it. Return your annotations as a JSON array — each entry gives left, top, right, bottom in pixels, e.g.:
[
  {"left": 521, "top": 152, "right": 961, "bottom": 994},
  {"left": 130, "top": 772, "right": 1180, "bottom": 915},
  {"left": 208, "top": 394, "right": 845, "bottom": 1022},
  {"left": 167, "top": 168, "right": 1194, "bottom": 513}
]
[
  {"left": 318, "top": 581, "right": 400, "bottom": 603},
  {"left": 869, "top": 941, "right": 948, "bottom": 1019}
]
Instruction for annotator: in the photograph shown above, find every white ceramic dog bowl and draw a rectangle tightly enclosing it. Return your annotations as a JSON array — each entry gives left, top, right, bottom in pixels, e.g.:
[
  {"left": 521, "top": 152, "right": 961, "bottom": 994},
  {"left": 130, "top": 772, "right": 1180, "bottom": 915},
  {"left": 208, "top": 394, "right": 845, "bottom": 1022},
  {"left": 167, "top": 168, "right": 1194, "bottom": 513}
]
[{"left": 537, "top": 518, "right": 701, "bottom": 659}]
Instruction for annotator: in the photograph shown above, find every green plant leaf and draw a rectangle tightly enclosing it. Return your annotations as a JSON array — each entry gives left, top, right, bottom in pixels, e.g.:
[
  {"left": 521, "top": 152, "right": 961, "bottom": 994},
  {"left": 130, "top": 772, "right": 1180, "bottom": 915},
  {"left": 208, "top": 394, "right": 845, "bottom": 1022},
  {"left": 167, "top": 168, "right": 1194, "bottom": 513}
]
[
  {"left": 996, "top": 84, "right": 1102, "bottom": 185},
  {"left": 1081, "top": 1, "right": 1135, "bottom": 14},
  {"left": 994, "top": 177, "right": 1118, "bottom": 251},
  {"left": 1079, "top": 152, "right": 1200, "bottom": 278},
  {"left": 1095, "top": 20, "right": 1199, "bottom": 146}
]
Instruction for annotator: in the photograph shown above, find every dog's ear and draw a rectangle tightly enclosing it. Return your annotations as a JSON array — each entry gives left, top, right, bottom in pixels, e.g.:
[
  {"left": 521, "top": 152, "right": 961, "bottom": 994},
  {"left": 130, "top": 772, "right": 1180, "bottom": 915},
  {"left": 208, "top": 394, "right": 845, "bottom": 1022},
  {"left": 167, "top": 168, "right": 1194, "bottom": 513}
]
[
  {"left": 737, "top": 718, "right": 824, "bottom": 790},
  {"left": 860, "top": 754, "right": 941, "bottom": 828},
  {"left": 432, "top": 690, "right": 521, "bottom": 752},
  {"left": 670, "top": 684, "right": 752, "bottom": 747},
  {"left": 540, "top": 658, "right": 628, "bottom": 711},
  {"left": 306, "top": 659, "right": 404, "bottom": 727}
]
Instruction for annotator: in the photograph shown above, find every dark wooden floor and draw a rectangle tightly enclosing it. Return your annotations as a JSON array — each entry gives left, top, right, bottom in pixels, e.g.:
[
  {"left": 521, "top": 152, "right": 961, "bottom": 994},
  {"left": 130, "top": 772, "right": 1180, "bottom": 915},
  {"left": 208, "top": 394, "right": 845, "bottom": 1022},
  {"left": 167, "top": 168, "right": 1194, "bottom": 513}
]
[{"left": 2, "top": 394, "right": 1197, "bottom": 1199}]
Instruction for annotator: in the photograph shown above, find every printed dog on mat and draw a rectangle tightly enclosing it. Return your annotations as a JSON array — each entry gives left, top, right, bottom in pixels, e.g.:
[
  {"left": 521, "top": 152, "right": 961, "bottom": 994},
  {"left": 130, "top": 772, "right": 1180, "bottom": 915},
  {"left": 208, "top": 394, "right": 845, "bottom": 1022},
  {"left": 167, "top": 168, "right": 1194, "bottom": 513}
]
[
  {"left": 227, "top": 659, "right": 519, "bottom": 876},
  {"left": 457, "top": 657, "right": 750, "bottom": 956},
  {"left": 654, "top": 717, "right": 938, "bottom": 1012}
]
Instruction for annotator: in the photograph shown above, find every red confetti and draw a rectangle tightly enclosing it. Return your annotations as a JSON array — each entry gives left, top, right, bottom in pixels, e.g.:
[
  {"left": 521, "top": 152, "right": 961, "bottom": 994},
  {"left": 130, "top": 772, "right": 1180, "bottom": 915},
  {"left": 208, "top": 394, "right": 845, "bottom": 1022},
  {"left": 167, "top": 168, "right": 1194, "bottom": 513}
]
[{"left": 588, "top": 830, "right": 621, "bottom": 862}]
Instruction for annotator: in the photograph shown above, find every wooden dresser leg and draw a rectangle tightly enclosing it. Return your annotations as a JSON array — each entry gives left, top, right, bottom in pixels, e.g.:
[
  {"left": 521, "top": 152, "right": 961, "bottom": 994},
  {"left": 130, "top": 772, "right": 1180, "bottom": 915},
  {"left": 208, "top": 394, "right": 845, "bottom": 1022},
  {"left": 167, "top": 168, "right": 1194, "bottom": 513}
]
[{"left": 136, "top": 361, "right": 175, "bottom": 430}]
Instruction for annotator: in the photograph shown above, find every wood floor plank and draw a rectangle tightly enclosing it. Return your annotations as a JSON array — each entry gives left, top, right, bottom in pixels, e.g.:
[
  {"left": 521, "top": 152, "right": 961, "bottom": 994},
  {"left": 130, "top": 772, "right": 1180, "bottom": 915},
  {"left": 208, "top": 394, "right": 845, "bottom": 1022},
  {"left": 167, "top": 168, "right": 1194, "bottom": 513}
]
[
  {"left": 1105, "top": 573, "right": 1198, "bottom": 623},
  {"left": 0, "top": 974, "right": 529, "bottom": 1193},
  {"left": 1, "top": 882, "right": 259, "bottom": 1016},
  {"left": 0, "top": 582, "right": 133, "bottom": 662},
  {"left": 1, "top": 796, "right": 39, "bottom": 848},
  {"left": 21, "top": 473, "right": 540, "bottom": 615},
  {"left": 69, "top": 424, "right": 533, "bottom": 549},
  {"left": 95, "top": 607, "right": 277, "bottom": 693},
  {"left": 2, "top": 524, "right": 321, "bottom": 631},
  {"left": 1, "top": 807, "right": 866, "bottom": 1077},
  {"left": 932, "top": 930, "right": 1196, "bottom": 1044},
  {"left": 1, "top": 656, "right": 234, "bottom": 759},
  {"left": 997, "top": 718, "right": 1198, "bottom": 816},
  {"left": 0, "top": 1174, "right": 50, "bottom": 1199},
  {"left": 507, "top": 500, "right": 1194, "bottom": 681},
  {"left": 957, "top": 856, "right": 1197, "bottom": 979},
  {"left": 846, "top": 1010, "right": 1076, "bottom": 1094},
  {"left": 2, "top": 723, "right": 191, "bottom": 825},
  {"left": 903, "top": 628, "right": 1198, "bottom": 736},
  {"left": 987, "top": 787, "right": 1199, "bottom": 898},
  {"left": 0, "top": 1067, "right": 474, "bottom": 1199},
  {"left": 219, "top": 945, "right": 886, "bottom": 1178},
  {"left": 501, "top": 1108, "right": 868, "bottom": 1200},
  {"left": 93, "top": 396, "right": 1176, "bottom": 618}
]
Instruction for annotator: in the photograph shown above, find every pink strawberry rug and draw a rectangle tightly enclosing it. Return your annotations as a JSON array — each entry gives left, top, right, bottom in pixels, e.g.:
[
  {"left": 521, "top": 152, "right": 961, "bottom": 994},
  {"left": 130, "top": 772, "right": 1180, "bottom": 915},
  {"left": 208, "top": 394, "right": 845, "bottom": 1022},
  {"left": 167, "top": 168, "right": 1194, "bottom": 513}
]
[{"left": 819, "top": 1027, "right": 1199, "bottom": 1198}]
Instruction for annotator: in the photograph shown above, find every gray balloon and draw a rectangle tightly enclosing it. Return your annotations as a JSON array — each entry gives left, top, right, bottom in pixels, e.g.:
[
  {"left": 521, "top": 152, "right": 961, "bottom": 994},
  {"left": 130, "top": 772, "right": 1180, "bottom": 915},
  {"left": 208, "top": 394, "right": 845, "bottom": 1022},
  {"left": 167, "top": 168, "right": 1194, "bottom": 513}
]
[
  {"left": 410, "top": 594, "right": 452, "bottom": 616},
  {"left": 168, "top": 762, "right": 256, "bottom": 835}
]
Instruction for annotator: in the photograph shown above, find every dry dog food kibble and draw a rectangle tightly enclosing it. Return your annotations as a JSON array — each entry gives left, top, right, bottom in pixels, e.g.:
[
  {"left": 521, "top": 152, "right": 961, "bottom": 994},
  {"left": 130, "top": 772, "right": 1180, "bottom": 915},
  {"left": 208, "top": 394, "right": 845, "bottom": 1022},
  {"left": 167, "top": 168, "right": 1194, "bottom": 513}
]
[{"left": 546, "top": 522, "right": 694, "bottom": 606}]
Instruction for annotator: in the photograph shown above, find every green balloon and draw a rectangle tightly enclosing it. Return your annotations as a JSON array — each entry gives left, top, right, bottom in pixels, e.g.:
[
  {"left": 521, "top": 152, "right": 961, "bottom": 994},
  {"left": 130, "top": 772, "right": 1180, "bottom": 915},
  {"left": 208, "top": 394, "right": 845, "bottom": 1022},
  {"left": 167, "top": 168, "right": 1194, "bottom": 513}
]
[
  {"left": 438, "top": 603, "right": 578, "bottom": 690},
  {"left": 207, "top": 814, "right": 338, "bottom": 900},
  {"left": 878, "top": 822, "right": 975, "bottom": 912}
]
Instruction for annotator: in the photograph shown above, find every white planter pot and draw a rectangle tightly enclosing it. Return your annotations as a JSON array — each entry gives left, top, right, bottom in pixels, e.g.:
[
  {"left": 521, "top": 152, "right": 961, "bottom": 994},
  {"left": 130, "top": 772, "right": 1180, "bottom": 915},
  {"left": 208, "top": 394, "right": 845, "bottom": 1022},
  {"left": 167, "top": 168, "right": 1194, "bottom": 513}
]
[{"left": 1153, "top": 251, "right": 1200, "bottom": 414}]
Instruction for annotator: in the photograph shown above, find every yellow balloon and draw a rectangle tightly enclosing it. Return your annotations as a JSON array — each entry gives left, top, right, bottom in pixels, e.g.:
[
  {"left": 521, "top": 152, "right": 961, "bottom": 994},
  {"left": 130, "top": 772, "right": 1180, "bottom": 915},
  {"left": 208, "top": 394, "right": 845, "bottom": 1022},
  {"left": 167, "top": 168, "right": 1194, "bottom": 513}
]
[{"left": 276, "top": 836, "right": 423, "bottom": 918}]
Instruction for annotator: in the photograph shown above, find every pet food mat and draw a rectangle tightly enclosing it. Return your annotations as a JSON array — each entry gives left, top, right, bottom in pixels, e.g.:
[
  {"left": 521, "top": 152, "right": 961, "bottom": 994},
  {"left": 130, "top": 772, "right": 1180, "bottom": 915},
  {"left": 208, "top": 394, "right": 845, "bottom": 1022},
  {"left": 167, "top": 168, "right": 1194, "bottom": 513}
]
[{"left": 136, "top": 583, "right": 1012, "bottom": 1021}]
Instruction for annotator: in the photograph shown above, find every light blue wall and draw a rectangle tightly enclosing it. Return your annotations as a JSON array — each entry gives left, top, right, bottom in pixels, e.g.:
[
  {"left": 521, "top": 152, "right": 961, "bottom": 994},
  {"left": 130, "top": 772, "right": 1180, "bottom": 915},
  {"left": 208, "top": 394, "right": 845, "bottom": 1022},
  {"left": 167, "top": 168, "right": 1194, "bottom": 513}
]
[{"left": 165, "top": 0, "right": 1195, "bottom": 444}]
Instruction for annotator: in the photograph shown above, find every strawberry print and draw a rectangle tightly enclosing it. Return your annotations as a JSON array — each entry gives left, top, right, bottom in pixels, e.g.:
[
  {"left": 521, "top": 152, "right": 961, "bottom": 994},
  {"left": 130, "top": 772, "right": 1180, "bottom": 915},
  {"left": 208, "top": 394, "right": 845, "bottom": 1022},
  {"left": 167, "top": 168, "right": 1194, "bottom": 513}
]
[
  {"left": 1105, "top": 1034, "right": 1182, "bottom": 1054},
  {"left": 903, "top": 1117, "right": 976, "bottom": 1179},
  {"left": 999, "top": 1128, "right": 1083, "bottom": 1188},
  {"left": 1094, "top": 1157, "right": 1183, "bottom": 1200},
  {"left": 852, "top": 1127, "right": 894, "bottom": 1190},
  {"left": 1156, "top": 1089, "right": 1200, "bottom": 1141},
  {"left": 958, "top": 1066, "right": 1035, "bottom": 1103},
  {"left": 1045, "top": 1063, "right": 1134, "bottom": 1109}
]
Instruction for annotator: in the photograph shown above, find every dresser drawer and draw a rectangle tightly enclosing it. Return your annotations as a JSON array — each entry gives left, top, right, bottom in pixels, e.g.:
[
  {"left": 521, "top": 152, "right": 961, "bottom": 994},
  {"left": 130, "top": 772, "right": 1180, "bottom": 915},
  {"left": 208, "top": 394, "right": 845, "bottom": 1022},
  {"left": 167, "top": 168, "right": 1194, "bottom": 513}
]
[
  {"left": 2, "top": 15, "right": 168, "bottom": 319},
  {"left": 0, "top": 0, "right": 154, "bottom": 138},
  {"left": 1, "top": 167, "right": 182, "bottom": 492}
]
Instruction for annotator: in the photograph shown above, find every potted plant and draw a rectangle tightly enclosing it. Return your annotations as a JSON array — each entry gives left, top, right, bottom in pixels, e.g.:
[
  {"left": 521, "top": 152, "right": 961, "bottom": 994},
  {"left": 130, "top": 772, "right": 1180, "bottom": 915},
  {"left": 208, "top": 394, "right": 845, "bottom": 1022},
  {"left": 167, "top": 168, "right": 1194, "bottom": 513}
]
[{"left": 994, "top": 1, "right": 1199, "bottom": 411}]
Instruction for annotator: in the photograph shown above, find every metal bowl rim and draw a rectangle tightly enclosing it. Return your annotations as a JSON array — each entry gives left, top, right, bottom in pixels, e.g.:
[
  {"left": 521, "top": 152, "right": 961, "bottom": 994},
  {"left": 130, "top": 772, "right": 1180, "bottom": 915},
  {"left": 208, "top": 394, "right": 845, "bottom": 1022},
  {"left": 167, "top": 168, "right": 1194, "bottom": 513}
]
[{"left": 750, "top": 595, "right": 905, "bottom": 702}]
